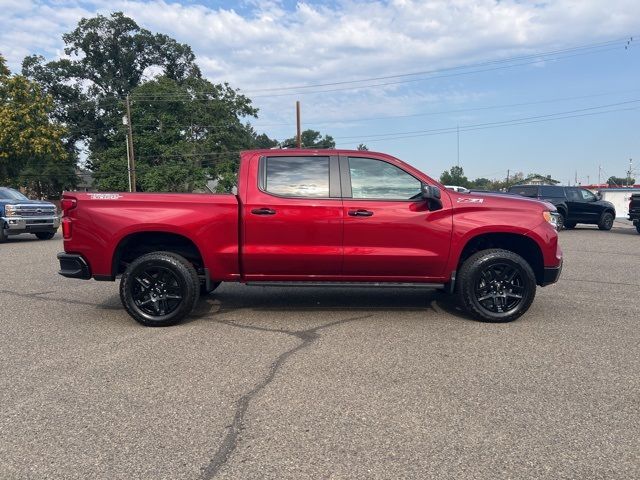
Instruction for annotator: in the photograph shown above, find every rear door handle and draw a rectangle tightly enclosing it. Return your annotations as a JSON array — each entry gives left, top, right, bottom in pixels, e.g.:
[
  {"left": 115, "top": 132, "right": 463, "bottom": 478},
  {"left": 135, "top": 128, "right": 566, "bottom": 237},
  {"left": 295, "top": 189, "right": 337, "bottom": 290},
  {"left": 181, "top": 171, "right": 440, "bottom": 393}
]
[
  {"left": 348, "top": 209, "right": 374, "bottom": 217},
  {"left": 251, "top": 208, "right": 276, "bottom": 215}
]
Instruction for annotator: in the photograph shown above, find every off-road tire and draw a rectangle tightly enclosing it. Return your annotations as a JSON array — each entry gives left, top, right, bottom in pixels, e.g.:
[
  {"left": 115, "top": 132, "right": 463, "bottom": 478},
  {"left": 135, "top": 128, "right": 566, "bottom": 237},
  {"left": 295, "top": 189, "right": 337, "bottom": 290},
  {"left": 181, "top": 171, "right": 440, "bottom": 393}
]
[
  {"left": 457, "top": 249, "right": 537, "bottom": 323},
  {"left": 120, "top": 251, "right": 200, "bottom": 327},
  {"left": 563, "top": 221, "right": 577, "bottom": 229},
  {"left": 35, "top": 231, "right": 55, "bottom": 240},
  {"left": 597, "top": 212, "right": 614, "bottom": 231},
  {"left": 201, "top": 281, "right": 221, "bottom": 295}
]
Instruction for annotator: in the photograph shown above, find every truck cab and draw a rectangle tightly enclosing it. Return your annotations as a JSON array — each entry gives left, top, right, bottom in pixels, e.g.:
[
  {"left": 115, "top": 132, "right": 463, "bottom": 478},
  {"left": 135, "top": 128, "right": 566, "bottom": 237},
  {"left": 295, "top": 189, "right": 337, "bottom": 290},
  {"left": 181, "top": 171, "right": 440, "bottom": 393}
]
[{"left": 0, "top": 187, "right": 60, "bottom": 242}]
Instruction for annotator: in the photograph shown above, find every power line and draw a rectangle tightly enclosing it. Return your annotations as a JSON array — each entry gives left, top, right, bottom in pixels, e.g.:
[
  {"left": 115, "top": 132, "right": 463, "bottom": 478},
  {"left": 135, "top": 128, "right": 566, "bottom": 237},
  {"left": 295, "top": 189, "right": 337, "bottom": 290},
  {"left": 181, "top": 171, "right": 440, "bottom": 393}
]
[
  {"left": 334, "top": 99, "right": 640, "bottom": 140},
  {"left": 128, "top": 36, "right": 635, "bottom": 98}
]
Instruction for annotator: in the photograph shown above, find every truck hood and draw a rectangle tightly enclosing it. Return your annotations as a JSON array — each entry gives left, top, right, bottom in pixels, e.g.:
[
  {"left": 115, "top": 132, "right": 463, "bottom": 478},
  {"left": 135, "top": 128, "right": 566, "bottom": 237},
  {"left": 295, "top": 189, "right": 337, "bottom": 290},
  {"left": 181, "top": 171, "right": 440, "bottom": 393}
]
[
  {"left": 0, "top": 199, "right": 55, "bottom": 206},
  {"left": 450, "top": 190, "right": 554, "bottom": 211}
]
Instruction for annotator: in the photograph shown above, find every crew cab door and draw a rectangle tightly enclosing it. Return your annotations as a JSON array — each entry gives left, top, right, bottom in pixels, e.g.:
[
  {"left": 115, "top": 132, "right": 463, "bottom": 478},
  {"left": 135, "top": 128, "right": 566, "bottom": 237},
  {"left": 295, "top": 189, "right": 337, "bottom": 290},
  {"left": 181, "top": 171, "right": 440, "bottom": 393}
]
[
  {"left": 242, "top": 154, "right": 343, "bottom": 278},
  {"left": 340, "top": 156, "right": 452, "bottom": 280},
  {"left": 566, "top": 187, "right": 599, "bottom": 222}
]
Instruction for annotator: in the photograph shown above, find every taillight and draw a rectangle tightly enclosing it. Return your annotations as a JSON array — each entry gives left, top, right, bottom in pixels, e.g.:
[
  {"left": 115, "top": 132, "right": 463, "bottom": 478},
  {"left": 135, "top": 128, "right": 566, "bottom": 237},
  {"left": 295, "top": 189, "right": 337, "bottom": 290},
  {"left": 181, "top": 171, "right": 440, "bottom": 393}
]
[{"left": 61, "top": 197, "right": 77, "bottom": 215}]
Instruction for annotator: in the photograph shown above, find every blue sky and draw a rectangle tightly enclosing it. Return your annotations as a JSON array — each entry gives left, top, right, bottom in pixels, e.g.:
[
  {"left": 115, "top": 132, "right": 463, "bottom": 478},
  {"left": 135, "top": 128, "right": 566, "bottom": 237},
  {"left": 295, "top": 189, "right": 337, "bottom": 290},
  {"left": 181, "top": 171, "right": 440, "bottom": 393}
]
[{"left": 1, "top": 0, "right": 639, "bottom": 184}]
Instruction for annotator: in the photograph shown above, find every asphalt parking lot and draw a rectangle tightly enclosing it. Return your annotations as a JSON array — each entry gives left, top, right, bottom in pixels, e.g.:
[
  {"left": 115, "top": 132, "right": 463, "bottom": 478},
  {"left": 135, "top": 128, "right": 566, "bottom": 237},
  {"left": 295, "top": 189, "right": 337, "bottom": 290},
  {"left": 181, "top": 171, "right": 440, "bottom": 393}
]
[{"left": 1, "top": 223, "right": 639, "bottom": 480}]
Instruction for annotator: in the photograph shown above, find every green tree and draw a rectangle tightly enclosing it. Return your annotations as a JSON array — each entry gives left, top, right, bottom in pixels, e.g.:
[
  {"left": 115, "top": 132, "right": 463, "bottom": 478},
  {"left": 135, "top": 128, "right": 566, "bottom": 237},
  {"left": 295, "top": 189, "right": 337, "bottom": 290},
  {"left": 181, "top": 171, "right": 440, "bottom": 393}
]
[
  {"left": 357, "top": 143, "right": 369, "bottom": 151},
  {"left": 470, "top": 177, "right": 491, "bottom": 190},
  {"left": 95, "top": 76, "right": 258, "bottom": 192},
  {"left": 439, "top": 166, "right": 470, "bottom": 188},
  {"left": 21, "top": 12, "right": 202, "bottom": 183},
  {"left": 0, "top": 55, "right": 74, "bottom": 198},
  {"left": 607, "top": 176, "right": 634, "bottom": 186},
  {"left": 22, "top": 12, "right": 274, "bottom": 193},
  {"left": 283, "top": 129, "right": 335, "bottom": 149}
]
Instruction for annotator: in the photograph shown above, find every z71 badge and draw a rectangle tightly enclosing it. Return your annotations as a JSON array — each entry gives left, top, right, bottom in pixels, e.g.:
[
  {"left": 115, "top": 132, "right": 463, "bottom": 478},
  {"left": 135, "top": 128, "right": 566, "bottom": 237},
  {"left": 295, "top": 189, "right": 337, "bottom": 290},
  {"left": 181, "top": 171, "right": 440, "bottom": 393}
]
[{"left": 457, "top": 197, "right": 484, "bottom": 204}]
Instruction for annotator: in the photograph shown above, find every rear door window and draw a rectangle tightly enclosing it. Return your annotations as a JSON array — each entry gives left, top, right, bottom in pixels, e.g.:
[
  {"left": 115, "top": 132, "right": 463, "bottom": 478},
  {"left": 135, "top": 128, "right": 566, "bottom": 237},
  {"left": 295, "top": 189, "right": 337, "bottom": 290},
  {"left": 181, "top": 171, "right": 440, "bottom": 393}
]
[
  {"left": 264, "top": 156, "right": 330, "bottom": 197},
  {"left": 509, "top": 186, "right": 538, "bottom": 198},
  {"left": 540, "top": 186, "right": 565, "bottom": 198}
]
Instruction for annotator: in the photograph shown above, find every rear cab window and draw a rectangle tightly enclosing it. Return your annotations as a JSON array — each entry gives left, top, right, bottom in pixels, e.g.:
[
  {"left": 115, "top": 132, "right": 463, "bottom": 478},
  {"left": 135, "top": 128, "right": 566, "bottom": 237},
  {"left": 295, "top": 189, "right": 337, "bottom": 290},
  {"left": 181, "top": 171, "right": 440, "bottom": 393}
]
[{"left": 262, "top": 156, "right": 330, "bottom": 197}]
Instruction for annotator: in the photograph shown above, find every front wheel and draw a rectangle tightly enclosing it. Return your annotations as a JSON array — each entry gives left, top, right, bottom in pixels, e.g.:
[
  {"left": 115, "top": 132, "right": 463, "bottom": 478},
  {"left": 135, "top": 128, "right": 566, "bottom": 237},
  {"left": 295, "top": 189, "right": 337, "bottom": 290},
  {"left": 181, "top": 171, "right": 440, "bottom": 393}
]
[
  {"left": 35, "top": 231, "right": 55, "bottom": 240},
  {"left": 457, "top": 249, "right": 537, "bottom": 323},
  {"left": 636, "top": 224, "right": 640, "bottom": 234},
  {"left": 598, "top": 212, "right": 614, "bottom": 231},
  {"left": 0, "top": 226, "right": 7, "bottom": 243},
  {"left": 563, "top": 221, "right": 576, "bottom": 230},
  {"left": 120, "top": 251, "right": 200, "bottom": 327}
]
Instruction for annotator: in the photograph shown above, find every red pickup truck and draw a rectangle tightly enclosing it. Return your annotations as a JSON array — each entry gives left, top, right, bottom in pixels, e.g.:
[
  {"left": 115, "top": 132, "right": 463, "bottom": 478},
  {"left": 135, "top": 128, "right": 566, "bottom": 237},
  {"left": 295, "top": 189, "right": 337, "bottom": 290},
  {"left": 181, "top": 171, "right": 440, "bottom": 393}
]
[{"left": 57, "top": 149, "right": 562, "bottom": 326}]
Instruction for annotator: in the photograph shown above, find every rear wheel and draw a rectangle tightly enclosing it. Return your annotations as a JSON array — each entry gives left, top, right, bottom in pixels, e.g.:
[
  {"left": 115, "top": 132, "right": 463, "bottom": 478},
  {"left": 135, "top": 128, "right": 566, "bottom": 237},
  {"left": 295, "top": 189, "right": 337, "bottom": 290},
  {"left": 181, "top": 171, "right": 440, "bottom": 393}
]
[
  {"left": 120, "top": 251, "right": 200, "bottom": 327},
  {"left": 457, "top": 249, "right": 536, "bottom": 323},
  {"left": 563, "top": 221, "right": 577, "bottom": 229},
  {"left": 35, "top": 231, "right": 55, "bottom": 240},
  {"left": 598, "top": 212, "right": 614, "bottom": 231}
]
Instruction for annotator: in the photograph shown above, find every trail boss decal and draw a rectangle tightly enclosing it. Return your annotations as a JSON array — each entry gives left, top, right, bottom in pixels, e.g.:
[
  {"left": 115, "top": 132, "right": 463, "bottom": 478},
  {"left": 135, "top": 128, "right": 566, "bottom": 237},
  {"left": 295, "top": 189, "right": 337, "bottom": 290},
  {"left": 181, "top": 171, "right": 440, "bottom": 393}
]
[{"left": 89, "top": 194, "right": 123, "bottom": 200}]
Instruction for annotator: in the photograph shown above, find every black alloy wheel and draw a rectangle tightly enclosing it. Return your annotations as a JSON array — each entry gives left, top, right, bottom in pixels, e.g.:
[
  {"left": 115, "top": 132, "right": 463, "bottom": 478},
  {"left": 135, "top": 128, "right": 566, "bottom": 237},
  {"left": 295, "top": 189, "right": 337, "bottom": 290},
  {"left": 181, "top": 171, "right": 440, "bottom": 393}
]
[
  {"left": 120, "top": 251, "right": 199, "bottom": 327},
  {"left": 556, "top": 213, "right": 565, "bottom": 231},
  {"left": 598, "top": 212, "right": 614, "bottom": 231},
  {"left": 474, "top": 263, "right": 525, "bottom": 314},
  {"left": 131, "top": 266, "right": 184, "bottom": 317},
  {"left": 457, "top": 249, "right": 536, "bottom": 322}
]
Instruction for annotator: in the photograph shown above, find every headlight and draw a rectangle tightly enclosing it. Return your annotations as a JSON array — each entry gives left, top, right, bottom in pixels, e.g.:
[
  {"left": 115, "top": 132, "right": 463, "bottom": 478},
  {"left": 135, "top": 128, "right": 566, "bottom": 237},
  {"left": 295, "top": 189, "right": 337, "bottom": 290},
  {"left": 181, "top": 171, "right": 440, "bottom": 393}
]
[
  {"left": 543, "top": 211, "right": 560, "bottom": 230},
  {"left": 4, "top": 205, "right": 17, "bottom": 217}
]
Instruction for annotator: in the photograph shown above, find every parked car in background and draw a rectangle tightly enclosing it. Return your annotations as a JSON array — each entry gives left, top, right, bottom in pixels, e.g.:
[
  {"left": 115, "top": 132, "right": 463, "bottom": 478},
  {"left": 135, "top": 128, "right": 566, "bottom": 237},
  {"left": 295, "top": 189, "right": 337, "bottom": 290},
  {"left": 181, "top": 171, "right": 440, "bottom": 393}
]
[
  {"left": 0, "top": 187, "right": 60, "bottom": 242},
  {"left": 57, "top": 149, "right": 562, "bottom": 326},
  {"left": 445, "top": 185, "right": 470, "bottom": 193},
  {"left": 507, "top": 184, "right": 616, "bottom": 231},
  {"left": 629, "top": 193, "right": 640, "bottom": 234}
]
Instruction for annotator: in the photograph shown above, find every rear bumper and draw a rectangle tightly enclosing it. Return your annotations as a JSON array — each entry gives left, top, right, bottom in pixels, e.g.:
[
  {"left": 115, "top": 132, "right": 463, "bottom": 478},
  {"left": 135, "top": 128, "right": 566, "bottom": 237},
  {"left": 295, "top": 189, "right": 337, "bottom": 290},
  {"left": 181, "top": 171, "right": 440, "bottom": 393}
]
[
  {"left": 541, "top": 259, "right": 563, "bottom": 286},
  {"left": 57, "top": 252, "right": 91, "bottom": 280}
]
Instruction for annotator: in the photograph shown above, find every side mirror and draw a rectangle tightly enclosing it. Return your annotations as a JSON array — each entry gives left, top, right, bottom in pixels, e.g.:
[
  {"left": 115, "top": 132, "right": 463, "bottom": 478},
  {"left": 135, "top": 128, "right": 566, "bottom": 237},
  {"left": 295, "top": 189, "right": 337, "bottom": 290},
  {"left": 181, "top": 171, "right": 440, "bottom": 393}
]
[
  {"left": 421, "top": 184, "right": 442, "bottom": 211},
  {"left": 421, "top": 184, "right": 441, "bottom": 200}
]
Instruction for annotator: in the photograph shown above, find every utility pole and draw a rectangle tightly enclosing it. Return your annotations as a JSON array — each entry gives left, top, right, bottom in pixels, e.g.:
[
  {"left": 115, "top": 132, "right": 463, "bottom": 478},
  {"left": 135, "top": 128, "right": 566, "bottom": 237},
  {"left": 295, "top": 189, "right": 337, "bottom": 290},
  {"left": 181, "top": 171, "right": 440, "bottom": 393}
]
[
  {"left": 296, "top": 101, "right": 302, "bottom": 148},
  {"left": 125, "top": 95, "right": 136, "bottom": 192},
  {"left": 575, "top": 170, "right": 578, "bottom": 186},
  {"left": 628, "top": 158, "right": 633, "bottom": 187},
  {"left": 456, "top": 124, "right": 460, "bottom": 167},
  {"left": 506, "top": 169, "right": 510, "bottom": 186},
  {"left": 598, "top": 165, "right": 602, "bottom": 185}
]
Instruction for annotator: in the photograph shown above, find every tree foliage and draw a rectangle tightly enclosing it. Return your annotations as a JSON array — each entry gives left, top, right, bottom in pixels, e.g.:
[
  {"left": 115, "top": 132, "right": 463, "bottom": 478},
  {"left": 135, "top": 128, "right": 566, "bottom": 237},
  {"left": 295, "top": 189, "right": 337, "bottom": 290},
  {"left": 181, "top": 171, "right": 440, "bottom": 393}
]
[
  {"left": 0, "top": 55, "right": 74, "bottom": 198},
  {"left": 607, "top": 176, "right": 635, "bottom": 186},
  {"left": 283, "top": 129, "right": 335, "bottom": 149},
  {"left": 439, "top": 165, "right": 470, "bottom": 188},
  {"left": 21, "top": 12, "right": 278, "bottom": 193}
]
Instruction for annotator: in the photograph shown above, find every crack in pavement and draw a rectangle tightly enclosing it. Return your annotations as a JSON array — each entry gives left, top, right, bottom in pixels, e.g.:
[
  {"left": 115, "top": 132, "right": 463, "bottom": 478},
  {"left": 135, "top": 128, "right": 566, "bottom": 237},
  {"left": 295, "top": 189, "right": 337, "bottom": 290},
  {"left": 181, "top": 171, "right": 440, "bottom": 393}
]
[
  {"left": 0, "top": 289, "right": 121, "bottom": 309},
  {"left": 200, "top": 314, "right": 373, "bottom": 479}
]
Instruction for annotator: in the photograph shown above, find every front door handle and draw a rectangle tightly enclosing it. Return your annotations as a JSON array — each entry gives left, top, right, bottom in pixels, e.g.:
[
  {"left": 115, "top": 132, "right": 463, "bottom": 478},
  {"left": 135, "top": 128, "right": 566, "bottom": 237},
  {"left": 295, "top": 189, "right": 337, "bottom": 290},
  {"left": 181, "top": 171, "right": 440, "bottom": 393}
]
[
  {"left": 251, "top": 208, "right": 276, "bottom": 215},
  {"left": 348, "top": 209, "right": 374, "bottom": 217}
]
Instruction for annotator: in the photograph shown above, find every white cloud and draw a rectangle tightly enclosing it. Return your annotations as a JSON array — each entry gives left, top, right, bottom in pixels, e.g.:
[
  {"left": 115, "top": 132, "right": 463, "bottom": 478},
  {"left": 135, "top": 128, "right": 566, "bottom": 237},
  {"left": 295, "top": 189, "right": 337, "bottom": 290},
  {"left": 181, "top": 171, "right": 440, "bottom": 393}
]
[{"left": 1, "top": 0, "right": 638, "bottom": 132}]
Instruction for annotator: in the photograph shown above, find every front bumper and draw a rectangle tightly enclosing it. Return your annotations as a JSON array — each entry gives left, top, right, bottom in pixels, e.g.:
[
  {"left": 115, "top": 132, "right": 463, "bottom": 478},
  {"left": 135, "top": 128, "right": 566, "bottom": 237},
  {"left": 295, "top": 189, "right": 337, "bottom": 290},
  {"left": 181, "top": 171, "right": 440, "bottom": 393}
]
[
  {"left": 57, "top": 253, "right": 91, "bottom": 279},
  {"left": 541, "top": 259, "right": 563, "bottom": 286},
  {"left": 2, "top": 215, "right": 60, "bottom": 233}
]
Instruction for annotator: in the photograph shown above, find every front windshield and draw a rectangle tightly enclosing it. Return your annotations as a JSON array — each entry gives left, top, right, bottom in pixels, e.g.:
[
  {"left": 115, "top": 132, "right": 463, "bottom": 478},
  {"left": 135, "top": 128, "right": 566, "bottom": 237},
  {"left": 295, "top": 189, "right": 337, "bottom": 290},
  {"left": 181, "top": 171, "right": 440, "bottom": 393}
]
[{"left": 0, "top": 189, "right": 29, "bottom": 201}]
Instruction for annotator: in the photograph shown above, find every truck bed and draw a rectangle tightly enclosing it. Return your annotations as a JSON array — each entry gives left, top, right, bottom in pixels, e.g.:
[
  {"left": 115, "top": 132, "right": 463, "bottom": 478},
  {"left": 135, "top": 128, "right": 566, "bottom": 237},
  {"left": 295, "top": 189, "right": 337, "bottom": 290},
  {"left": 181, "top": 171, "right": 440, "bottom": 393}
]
[{"left": 61, "top": 192, "right": 240, "bottom": 281}]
